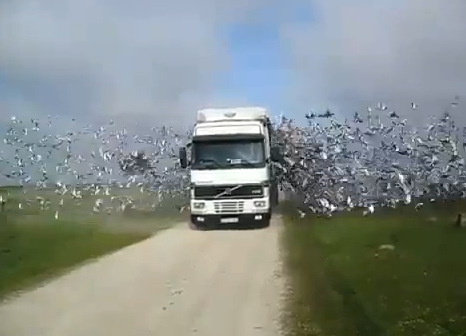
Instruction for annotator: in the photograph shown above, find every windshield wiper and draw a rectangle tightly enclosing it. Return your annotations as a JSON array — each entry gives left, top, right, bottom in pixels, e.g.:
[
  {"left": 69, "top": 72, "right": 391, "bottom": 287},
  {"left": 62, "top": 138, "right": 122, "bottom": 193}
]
[
  {"left": 196, "top": 158, "right": 223, "bottom": 168},
  {"left": 229, "top": 159, "right": 260, "bottom": 167},
  {"left": 239, "top": 162, "right": 257, "bottom": 167}
]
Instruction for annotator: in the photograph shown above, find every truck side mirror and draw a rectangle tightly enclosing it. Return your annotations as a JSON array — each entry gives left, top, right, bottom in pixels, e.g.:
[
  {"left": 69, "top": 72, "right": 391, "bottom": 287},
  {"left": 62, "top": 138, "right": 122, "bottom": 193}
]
[
  {"left": 270, "top": 147, "right": 281, "bottom": 162},
  {"left": 179, "top": 147, "right": 188, "bottom": 168}
]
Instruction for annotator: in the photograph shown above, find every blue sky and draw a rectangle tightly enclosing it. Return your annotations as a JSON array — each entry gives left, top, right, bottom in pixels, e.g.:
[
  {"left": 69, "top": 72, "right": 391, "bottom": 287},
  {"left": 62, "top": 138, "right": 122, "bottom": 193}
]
[
  {"left": 216, "top": 2, "right": 315, "bottom": 119},
  {"left": 218, "top": 10, "right": 289, "bottom": 114},
  {"left": 219, "top": 23, "right": 288, "bottom": 113}
]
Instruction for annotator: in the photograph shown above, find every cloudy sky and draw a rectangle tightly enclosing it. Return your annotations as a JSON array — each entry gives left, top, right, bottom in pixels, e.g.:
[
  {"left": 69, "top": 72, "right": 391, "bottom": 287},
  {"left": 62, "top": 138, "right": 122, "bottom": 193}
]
[{"left": 1, "top": 0, "right": 466, "bottom": 129}]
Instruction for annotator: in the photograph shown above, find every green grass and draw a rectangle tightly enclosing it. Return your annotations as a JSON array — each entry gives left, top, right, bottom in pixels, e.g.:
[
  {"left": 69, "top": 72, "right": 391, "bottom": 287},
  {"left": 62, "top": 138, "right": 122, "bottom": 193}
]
[
  {"left": 0, "top": 214, "right": 150, "bottom": 300},
  {"left": 0, "top": 185, "right": 188, "bottom": 231},
  {"left": 0, "top": 185, "right": 188, "bottom": 216},
  {"left": 281, "top": 200, "right": 466, "bottom": 336},
  {"left": 0, "top": 185, "right": 187, "bottom": 301}
]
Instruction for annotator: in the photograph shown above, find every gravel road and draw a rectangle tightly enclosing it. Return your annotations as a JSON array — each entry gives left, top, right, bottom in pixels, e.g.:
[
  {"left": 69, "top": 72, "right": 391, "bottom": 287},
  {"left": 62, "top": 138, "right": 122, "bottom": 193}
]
[{"left": 0, "top": 217, "right": 284, "bottom": 336}]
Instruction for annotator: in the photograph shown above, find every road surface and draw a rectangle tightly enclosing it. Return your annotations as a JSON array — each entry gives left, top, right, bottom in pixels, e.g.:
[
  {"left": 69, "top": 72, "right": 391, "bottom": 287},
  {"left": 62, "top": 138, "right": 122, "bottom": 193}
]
[{"left": 0, "top": 217, "right": 284, "bottom": 336}]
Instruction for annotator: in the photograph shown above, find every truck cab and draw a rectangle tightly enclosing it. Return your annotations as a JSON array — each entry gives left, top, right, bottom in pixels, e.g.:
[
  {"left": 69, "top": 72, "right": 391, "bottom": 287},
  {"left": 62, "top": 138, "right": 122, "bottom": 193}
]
[{"left": 179, "top": 107, "right": 280, "bottom": 229}]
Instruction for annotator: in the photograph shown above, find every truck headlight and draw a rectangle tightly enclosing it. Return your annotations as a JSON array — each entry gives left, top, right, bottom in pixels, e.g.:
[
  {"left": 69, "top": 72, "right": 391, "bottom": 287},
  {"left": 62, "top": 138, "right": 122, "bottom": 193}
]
[
  {"left": 193, "top": 202, "right": 205, "bottom": 209},
  {"left": 253, "top": 200, "right": 266, "bottom": 208}
]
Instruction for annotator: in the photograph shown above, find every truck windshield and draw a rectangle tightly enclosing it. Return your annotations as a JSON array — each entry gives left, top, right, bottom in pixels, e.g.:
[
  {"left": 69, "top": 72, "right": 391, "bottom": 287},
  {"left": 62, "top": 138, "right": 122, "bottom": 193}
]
[{"left": 191, "top": 139, "right": 265, "bottom": 169}]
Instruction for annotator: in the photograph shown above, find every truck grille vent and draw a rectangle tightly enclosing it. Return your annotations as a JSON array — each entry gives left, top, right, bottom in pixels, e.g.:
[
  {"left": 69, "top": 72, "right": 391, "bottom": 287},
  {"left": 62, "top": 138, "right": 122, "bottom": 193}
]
[
  {"left": 214, "top": 201, "right": 245, "bottom": 214},
  {"left": 194, "top": 184, "right": 263, "bottom": 199}
]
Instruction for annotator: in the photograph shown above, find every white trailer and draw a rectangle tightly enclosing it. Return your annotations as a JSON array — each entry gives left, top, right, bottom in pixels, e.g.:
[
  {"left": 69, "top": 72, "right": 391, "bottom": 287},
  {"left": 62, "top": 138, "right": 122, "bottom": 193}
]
[{"left": 179, "top": 107, "right": 280, "bottom": 229}]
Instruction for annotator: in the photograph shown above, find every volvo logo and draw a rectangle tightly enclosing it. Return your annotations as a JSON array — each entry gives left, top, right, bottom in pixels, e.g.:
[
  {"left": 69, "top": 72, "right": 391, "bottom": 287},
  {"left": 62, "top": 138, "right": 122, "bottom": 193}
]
[{"left": 214, "top": 185, "right": 243, "bottom": 199}]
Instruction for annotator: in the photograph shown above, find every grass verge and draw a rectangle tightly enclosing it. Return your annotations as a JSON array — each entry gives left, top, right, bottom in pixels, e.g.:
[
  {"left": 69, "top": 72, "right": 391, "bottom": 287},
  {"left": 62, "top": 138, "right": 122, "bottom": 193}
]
[
  {"left": 281, "top": 201, "right": 466, "bottom": 336},
  {"left": 0, "top": 214, "right": 150, "bottom": 301}
]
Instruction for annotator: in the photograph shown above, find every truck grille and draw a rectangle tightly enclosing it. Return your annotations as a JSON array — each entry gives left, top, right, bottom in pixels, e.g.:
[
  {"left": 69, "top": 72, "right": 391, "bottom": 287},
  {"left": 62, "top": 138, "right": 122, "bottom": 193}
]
[
  {"left": 193, "top": 184, "right": 263, "bottom": 199},
  {"left": 214, "top": 201, "right": 245, "bottom": 214}
]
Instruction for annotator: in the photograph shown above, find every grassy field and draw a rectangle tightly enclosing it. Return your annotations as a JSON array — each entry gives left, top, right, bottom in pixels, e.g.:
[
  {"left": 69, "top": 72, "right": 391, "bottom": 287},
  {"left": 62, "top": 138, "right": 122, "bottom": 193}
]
[
  {"left": 0, "top": 185, "right": 188, "bottom": 301},
  {"left": 281, "top": 200, "right": 466, "bottom": 336},
  {"left": 0, "top": 185, "right": 188, "bottom": 231}
]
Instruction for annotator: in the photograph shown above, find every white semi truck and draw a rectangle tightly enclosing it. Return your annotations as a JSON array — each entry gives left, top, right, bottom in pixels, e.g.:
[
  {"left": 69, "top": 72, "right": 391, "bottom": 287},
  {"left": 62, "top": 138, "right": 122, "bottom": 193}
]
[{"left": 178, "top": 107, "right": 280, "bottom": 229}]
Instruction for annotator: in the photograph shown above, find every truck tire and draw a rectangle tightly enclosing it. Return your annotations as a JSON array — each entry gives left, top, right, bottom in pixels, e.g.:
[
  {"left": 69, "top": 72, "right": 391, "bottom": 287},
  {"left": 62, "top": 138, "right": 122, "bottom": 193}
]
[
  {"left": 270, "top": 183, "right": 279, "bottom": 209},
  {"left": 189, "top": 221, "right": 206, "bottom": 231},
  {"left": 262, "top": 218, "right": 271, "bottom": 228},
  {"left": 258, "top": 212, "right": 272, "bottom": 228}
]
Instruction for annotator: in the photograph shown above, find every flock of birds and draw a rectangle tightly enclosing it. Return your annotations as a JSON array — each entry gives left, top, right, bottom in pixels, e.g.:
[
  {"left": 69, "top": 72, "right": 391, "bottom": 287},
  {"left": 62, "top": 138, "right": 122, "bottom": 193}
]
[
  {"left": 1, "top": 116, "right": 189, "bottom": 217},
  {"left": 273, "top": 101, "right": 466, "bottom": 215},
  {"left": 1, "top": 101, "right": 465, "bottom": 218}
]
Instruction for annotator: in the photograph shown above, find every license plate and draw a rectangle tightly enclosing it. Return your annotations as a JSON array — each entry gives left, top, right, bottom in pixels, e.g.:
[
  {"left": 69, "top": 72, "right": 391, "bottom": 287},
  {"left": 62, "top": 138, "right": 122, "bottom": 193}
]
[{"left": 221, "top": 217, "right": 239, "bottom": 223}]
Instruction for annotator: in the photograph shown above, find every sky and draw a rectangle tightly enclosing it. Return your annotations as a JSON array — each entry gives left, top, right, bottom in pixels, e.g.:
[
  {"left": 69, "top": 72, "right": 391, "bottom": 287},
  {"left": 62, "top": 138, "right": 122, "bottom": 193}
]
[{"left": 1, "top": 0, "right": 466, "bottom": 131}]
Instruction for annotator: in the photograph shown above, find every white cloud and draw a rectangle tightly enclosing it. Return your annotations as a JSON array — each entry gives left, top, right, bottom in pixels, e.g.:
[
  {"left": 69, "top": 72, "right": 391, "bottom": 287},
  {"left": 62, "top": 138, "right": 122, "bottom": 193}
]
[
  {"left": 4, "top": 0, "right": 465, "bottom": 129},
  {"left": 0, "top": 0, "right": 272, "bottom": 128},
  {"left": 282, "top": 0, "right": 466, "bottom": 124}
]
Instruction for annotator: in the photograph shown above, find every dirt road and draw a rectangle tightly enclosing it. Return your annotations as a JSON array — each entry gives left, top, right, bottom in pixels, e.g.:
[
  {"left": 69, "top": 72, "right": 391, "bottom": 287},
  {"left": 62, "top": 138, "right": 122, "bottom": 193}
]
[{"left": 0, "top": 217, "right": 284, "bottom": 336}]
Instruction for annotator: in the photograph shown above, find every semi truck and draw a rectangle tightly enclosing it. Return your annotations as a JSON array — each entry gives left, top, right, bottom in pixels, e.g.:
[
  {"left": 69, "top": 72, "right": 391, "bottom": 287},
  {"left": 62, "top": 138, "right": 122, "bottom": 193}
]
[{"left": 178, "top": 107, "right": 280, "bottom": 229}]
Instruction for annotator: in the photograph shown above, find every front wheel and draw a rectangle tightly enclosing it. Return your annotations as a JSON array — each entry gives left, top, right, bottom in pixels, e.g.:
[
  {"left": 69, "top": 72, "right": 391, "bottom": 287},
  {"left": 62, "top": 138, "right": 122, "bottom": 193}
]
[
  {"left": 257, "top": 212, "right": 272, "bottom": 228},
  {"left": 189, "top": 221, "right": 207, "bottom": 231},
  {"left": 270, "top": 184, "right": 279, "bottom": 209},
  {"left": 261, "top": 218, "right": 271, "bottom": 228}
]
